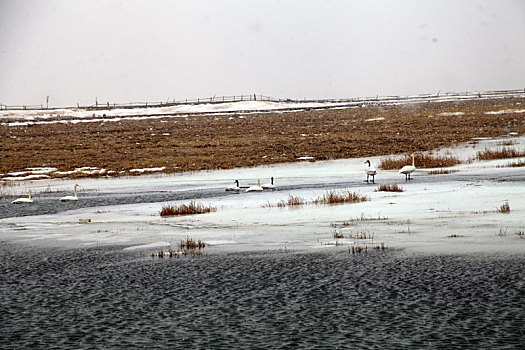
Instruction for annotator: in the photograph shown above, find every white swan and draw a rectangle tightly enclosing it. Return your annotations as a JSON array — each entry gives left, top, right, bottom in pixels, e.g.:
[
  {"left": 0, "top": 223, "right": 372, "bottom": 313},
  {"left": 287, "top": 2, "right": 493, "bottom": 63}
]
[
  {"left": 261, "top": 177, "right": 275, "bottom": 190},
  {"left": 364, "top": 160, "right": 377, "bottom": 184},
  {"left": 246, "top": 179, "right": 263, "bottom": 192},
  {"left": 60, "top": 184, "right": 79, "bottom": 201},
  {"left": 225, "top": 180, "right": 241, "bottom": 192},
  {"left": 11, "top": 189, "right": 33, "bottom": 204},
  {"left": 399, "top": 154, "right": 416, "bottom": 181}
]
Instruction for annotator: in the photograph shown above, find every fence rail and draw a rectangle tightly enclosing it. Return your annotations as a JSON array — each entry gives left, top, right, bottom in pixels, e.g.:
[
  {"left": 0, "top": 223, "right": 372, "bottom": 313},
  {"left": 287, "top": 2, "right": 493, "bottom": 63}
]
[{"left": 2, "top": 89, "right": 525, "bottom": 111}]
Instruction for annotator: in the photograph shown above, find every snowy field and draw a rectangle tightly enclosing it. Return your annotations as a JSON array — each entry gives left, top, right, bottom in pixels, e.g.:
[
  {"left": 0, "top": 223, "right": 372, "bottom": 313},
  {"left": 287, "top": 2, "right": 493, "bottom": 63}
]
[
  {"left": 2, "top": 90, "right": 525, "bottom": 127},
  {"left": 0, "top": 100, "right": 350, "bottom": 126},
  {"left": 1, "top": 136, "right": 524, "bottom": 256}
]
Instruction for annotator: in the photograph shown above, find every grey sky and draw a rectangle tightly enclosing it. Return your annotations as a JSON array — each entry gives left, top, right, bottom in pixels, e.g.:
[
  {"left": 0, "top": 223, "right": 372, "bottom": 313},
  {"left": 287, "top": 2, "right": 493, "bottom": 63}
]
[{"left": 1, "top": 0, "right": 524, "bottom": 107}]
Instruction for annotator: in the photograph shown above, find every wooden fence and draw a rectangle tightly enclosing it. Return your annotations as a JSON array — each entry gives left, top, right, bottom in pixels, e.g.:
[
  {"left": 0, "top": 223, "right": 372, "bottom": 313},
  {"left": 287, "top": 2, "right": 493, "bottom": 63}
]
[{"left": 2, "top": 89, "right": 525, "bottom": 111}]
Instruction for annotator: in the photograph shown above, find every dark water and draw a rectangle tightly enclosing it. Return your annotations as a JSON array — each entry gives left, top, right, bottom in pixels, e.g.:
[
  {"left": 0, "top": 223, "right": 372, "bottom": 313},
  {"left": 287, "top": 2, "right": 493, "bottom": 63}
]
[{"left": 1, "top": 244, "right": 523, "bottom": 349}]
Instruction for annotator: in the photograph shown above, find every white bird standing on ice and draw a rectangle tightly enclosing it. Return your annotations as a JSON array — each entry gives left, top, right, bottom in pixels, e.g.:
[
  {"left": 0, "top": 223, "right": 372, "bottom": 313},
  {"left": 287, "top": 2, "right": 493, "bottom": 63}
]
[
  {"left": 399, "top": 154, "right": 416, "bottom": 182},
  {"left": 364, "top": 160, "right": 377, "bottom": 184},
  {"left": 11, "top": 189, "right": 33, "bottom": 204},
  {"left": 226, "top": 180, "right": 241, "bottom": 192},
  {"left": 60, "top": 184, "right": 79, "bottom": 201},
  {"left": 261, "top": 177, "right": 276, "bottom": 190},
  {"left": 246, "top": 179, "right": 263, "bottom": 192}
]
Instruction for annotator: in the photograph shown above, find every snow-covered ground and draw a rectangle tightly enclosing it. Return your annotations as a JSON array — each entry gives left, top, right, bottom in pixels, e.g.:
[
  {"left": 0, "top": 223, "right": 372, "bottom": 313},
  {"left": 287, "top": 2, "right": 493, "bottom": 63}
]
[
  {"left": 2, "top": 91, "right": 524, "bottom": 127},
  {"left": 1, "top": 137, "right": 524, "bottom": 256},
  {"left": 0, "top": 100, "right": 351, "bottom": 126}
]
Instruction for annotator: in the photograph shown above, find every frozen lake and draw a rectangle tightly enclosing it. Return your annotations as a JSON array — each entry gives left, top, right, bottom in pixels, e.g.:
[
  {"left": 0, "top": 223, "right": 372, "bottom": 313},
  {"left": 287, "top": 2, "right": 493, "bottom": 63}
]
[{"left": 1, "top": 136, "right": 524, "bottom": 255}]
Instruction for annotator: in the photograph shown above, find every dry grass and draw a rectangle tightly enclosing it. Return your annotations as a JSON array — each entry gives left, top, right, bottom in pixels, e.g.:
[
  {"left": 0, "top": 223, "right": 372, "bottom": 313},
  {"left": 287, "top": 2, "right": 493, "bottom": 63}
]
[
  {"left": 160, "top": 201, "right": 216, "bottom": 217},
  {"left": 287, "top": 194, "right": 306, "bottom": 206},
  {"left": 312, "top": 190, "right": 368, "bottom": 205},
  {"left": 477, "top": 147, "right": 525, "bottom": 160},
  {"left": 332, "top": 230, "right": 345, "bottom": 239},
  {"left": 346, "top": 230, "right": 374, "bottom": 240},
  {"left": 348, "top": 244, "right": 386, "bottom": 254},
  {"left": 501, "top": 160, "right": 525, "bottom": 167},
  {"left": 0, "top": 181, "right": 18, "bottom": 199},
  {"left": 2, "top": 97, "right": 525, "bottom": 179},
  {"left": 179, "top": 237, "right": 206, "bottom": 250},
  {"left": 333, "top": 213, "right": 389, "bottom": 227},
  {"left": 261, "top": 195, "right": 304, "bottom": 208},
  {"left": 428, "top": 169, "right": 459, "bottom": 175},
  {"left": 152, "top": 237, "right": 207, "bottom": 258},
  {"left": 497, "top": 201, "right": 511, "bottom": 213},
  {"left": 379, "top": 153, "right": 461, "bottom": 170},
  {"left": 374, "top": 184, "right": 404, "bottom": 192}
]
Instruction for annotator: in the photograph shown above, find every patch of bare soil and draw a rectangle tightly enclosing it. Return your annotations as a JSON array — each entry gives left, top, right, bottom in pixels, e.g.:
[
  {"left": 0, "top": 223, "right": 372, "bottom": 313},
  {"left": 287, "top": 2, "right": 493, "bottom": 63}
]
[{"left": 1, "top": 97, "right": 524, "bottom": 179}]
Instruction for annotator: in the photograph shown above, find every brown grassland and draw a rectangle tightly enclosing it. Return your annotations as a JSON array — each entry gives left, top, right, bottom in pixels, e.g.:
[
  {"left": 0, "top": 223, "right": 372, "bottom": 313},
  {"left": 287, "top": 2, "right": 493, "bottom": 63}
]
[{"left": 1, "top": 97, "right": 525, "bottom": 179}]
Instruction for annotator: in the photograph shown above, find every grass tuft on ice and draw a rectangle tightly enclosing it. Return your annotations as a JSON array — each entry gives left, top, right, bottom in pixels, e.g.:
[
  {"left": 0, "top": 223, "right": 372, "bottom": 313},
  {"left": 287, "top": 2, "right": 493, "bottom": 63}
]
[
  {"left": 312, "top": 190, "right": 368, "bottom": 205},
  {"left": 374, "top": 184, "right": 404, "bottom": 192},
  {"left": 497, "top": 201, "right": 511, "bottom": 214},
  {"left": 160, "top": 201, "right": 216, "bottom": 217}
]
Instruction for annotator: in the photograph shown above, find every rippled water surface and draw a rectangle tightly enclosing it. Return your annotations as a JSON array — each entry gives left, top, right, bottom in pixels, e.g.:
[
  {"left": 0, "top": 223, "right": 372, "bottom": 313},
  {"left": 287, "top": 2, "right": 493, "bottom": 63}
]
[{"left": 1, "top": 245, "right": 524, "bottom": 349}]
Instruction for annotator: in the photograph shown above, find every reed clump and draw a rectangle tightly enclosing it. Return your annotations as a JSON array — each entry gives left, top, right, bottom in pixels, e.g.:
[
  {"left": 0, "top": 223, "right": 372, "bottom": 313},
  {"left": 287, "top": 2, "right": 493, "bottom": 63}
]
[
  {"left": 477, "top": 147, "right": 525, "bottom": 160},
  {"left": 287, "top": 194, "right": 306, "bottom": 206},
  {"left": 349, "top": 245, "right": 367, "bottom": 254},
  {"left": 332, "top": 230, "right": 344, "bottom": 239},
  {"left": 179, "top": 237, "right": 206, "bottom": 250},
  {"left": 497, "top": 201, "right": 510, "bottom": 213},
  {"left": 379, "top": 154, "right": 460, "bottom": 170},
  {"left": 347, "top": 230, "right": 374, "bottom": 240},
  {"left": 374, "top": 184, "right": 404, "bottom": 192},
  {"left": 374, "top": 242, "right": 387, "bottom": 250},
  {"left": 151, "top": 237, "right": 207, "bottom": 258},
  {"left": 313, "top": 190, "right": 368, "bottom": 205},
  {"left": 160, "top": 201, "right": 216, "bottom": 217}
]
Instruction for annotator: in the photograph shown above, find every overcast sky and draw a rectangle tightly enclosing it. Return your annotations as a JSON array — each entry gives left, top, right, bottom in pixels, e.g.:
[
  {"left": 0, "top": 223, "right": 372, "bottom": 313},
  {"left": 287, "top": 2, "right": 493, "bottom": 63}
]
[{"left": 1, "top": 0, "right": 524, "bottom": 107}]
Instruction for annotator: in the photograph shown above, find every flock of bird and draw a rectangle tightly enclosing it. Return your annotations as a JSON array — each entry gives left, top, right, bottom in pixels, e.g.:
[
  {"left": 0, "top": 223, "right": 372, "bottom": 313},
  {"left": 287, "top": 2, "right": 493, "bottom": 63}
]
[
  {"left": 366, "top": 154, "right": 417, "bottom": 183},
  {"left": 226, "top": 177, "right": 276, "bottom": 192},
  {"left": 227, "top": 155, "right": 416, "bottom": 192},
  {"left": 10, "top": 157, "right": 417, "bottom": 204},
  {"left": 11, "top": 184, "right": 79, "bottom": 204}
]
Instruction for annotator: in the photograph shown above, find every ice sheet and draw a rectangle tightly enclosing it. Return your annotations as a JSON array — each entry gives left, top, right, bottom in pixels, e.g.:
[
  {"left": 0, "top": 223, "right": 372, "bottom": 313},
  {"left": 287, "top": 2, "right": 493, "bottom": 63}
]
[{"left": 1, "top": 137, "right": 524, "bottom": 256}]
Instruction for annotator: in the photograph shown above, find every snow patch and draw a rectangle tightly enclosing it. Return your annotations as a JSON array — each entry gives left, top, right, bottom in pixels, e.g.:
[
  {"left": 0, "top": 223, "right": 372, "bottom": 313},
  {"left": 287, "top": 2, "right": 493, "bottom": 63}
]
[
  {"left": 129, "top": 167, "right": 166, "bottom": 173},
  {"left": 485, "top": 109, "right": 525, "bottom": 115},
  {"left": 437, "top": 112, "right": 465, "bottom": 117}
]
